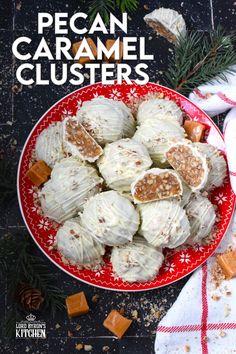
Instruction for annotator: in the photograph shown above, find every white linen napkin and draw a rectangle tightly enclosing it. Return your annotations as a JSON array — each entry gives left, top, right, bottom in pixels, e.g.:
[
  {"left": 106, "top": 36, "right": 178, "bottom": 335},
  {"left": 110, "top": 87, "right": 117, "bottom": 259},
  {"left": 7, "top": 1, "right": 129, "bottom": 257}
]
[
  {"left": 189, "top": 67, "right": 236, "bottom": 117},
  {"left": 155, "top": 212, "right": 236, "bottom": 354},
  {"left": 188, "top": 70, "right": 236, "bottom": 194},
  {"left": 223, "top": 108, "right": 236, "bottom": 194}
]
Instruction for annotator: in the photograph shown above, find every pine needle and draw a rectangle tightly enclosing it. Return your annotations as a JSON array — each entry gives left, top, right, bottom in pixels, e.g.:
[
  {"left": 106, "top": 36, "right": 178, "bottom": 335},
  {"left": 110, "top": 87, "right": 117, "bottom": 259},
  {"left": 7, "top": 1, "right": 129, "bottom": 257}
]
[
  {"left": 116, "top": 0, "right": 139, "bottom": 12},
  {"left": 88, "top": 0, "right": 115, "bottom": 24},
  {"left": 87, "top": 0, "right": 139, "bottom": 24},
  {"left": 164, "top": 26, "right": 236, "bottom": 95},
  {"left": 1, "top": 233, "right": 65, "bottom": 337},
  {"left": 4, "top": 305, "right": 26, "bottom": 338}
]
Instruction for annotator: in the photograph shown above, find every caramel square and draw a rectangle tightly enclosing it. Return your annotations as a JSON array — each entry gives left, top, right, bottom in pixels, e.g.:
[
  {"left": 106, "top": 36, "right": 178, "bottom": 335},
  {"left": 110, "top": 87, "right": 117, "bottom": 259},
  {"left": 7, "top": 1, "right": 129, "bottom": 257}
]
[
  {"left": 105, "top": 39, "right": 123, "bottom": 62},
  {"left": 217, "top": 251, "right": 236, "bottom": 279},
  {"left": 183, "top": 120, "right": 206, "bottom": 142},
  {"left": 26, "top": 160, "right": 51, "bottom": 187},
  {"left": 103, "top": 310, "right": 132, "bottom": 338},
  {"left": 66, "top": 291, "right": 90, "bottom": 318},
  {"left": 72, "top": 38, "right": 97, "bottom": 64}
]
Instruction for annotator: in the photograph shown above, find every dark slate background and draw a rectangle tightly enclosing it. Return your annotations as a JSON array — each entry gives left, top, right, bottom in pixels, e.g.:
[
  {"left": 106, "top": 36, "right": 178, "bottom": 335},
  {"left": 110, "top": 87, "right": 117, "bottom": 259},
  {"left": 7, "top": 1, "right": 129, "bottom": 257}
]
[{"left": 0, "top": 0, "right": 234, "bottom": 353}]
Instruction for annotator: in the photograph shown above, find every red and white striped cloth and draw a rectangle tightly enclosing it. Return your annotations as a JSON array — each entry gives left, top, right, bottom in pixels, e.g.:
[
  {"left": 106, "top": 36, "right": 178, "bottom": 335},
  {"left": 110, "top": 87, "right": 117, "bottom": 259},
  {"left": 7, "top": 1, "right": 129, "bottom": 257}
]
[
  {"left": 189, "top": 70, "right": 236, "bottom": 193},
  {"left": 155, "top": 213, "right": 236, "bottom": 354},
  {"left": 189, "top": 67, "right": 236, "bottom": 117},
  {"left": 223, "top": 108, "right": 236, "bottom": 194}
]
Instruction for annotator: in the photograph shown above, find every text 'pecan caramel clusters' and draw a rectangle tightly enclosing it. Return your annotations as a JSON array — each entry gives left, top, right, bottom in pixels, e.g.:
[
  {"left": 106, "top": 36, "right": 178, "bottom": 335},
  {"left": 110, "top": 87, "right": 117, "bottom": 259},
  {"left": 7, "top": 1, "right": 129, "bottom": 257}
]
[
  {"left": 166, "top": 141, "right": 209, "bottom": 191},
  {"left": 63, "top": 117, "right": 103, "bottom": 162},
  {"left": 131, "top": 168, "right": 183, "bottom": 203}
]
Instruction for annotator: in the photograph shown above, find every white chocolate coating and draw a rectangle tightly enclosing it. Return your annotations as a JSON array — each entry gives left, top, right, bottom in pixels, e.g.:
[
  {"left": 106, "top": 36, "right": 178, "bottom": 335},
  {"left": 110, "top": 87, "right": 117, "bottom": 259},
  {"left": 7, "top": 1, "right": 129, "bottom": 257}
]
[
  {"left": 133, "top": 120, "right": 185, "bottom": 167},
  {"left": 111, "top": 236, "right": 164, "bottom": 283},
  {"left": 56, "top": 218, "right": 105, "bottom": 265},
  {"left": 138, "top": 199, "right": 190, "bottom": 248},
  {"left": 131, "top": 168, "right": 183, "bottom": 204},
  {"left": 35, "top": 122, "right": 64, "bottom": 168},
  {"left": 173, "top": 181, "right": 193, "bottom": 207},
  {"left": 144, "top": 8, "right": 186, "bottom": 40},
  {"left": 97, "top": 138, "right": 152, "bottom": 192},
  {"left": 185, "top": 194, "right": 216, "bottom": 244},
  {"left": 81, "top": 191, "right": 139, "bottom": 246},
  {"left": 39, "top": 157, "right": 103, "bottom": 223},
  {"left": 137, "top": 98, "right": 183, "bottom": 126},
  {"left": 194, "top": 143, "right": 227, "bottom": 191},
  {"left": 77, "top": 97, "right": 136, "bottom": 145}
]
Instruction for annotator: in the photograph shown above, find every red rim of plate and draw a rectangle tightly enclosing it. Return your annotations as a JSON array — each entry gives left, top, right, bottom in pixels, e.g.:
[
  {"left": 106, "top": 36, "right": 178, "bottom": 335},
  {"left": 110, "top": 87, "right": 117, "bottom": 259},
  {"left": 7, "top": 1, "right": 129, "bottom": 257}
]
[{"left": 17, "top": 81, "right": 236, "bottom": 292}]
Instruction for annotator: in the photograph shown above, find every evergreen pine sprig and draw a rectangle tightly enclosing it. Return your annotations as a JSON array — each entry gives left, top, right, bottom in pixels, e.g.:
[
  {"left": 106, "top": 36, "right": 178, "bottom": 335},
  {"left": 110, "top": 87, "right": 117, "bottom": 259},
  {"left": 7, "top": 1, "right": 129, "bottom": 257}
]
[
  {"left": 1, "top": 233, "right": 65, "bottom": 337},
  {"left": 164, "top": 26, "right": 236, "bottom": 95},
  {"left": 88, "top": 0, "right": 115, "bottom": 24},
  {"left": 116, "top": 0, "right": 139, "bottom": 12},
  {"left": 0, "top": 159, "right": 17, "bottom": 207},
  {"left": 87, "top": 0, "right": 139, "bottom": 24}
]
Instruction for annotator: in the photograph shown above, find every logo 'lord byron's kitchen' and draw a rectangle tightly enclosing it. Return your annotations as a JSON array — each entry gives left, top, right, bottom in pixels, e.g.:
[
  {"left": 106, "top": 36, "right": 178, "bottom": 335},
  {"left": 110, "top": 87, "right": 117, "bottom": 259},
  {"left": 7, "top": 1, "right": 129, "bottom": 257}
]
[{"left": 16, "top": 314, "right": 46, "bottom": 338}]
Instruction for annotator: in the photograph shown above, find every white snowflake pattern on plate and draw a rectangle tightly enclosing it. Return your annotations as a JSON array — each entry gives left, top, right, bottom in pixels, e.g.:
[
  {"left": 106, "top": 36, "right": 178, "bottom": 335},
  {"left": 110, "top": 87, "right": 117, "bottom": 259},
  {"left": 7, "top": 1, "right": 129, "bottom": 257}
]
[
  {"left": 127, "top": 88, "right": 138, "bottom": 100},
  {"left": 179, "top": 253, "right": 191, "bottom": 264},
  {"left": 164, "top": 261, "right": 176, "bottom": 273},
  {"left": 47, "top": 234, "right": 55, "bottom": 245},
  {"left": 94, "top": 269, "right": 105, "bottom": 277},
  {"left": 62, "top": 109, "right": 72, "bottom": 116},
  {"left": 111, "top": 272, "right": 120, "bottom": 281},
  {"left": 193, "top": 244, "right": 204, "bottom": 252},
  {"left": 38, "top": 219, "right": 50, "bottom": 230},
  {"left": 109, "top": 89, "right": 122, "bottom": 100},
  {"left": 214, "top": 193, "right": 228, "bottom": 205}
]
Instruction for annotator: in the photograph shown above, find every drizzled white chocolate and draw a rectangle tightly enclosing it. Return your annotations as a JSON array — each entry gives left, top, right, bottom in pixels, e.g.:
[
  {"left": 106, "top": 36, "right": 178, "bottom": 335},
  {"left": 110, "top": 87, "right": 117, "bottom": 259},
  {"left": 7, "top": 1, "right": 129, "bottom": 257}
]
[
  {"left": 111, "top": 236, "right": 164, "bottom": 283},
  {"left": 133, "top": 120, "right": 185, "bottom": 167},
  {"left": 97, "top": 138, "right": 152, "bottom": 192},
  {"left": 194, "top": 143, "right": 227, "bottom": 191},
  {"left": 35, "top": 122, "right": 64, "bottom": 168},
  {"left": 77, "top": 97, "right": 136, "bottom": 145},
  {"left": 137, "top": 98, "right": 183, "bottom": 126},
  {"left": 144, "top": 8, "right": 186, "bottom": 43},
  {"left": 131, "top": 168, "right": 183, "bottom": 204},
  {"left": 138, "top": 199, "right": 190, "bottom": 248},
  {"left": 39, "top": 157, "right": 103, "bottom": 223},
  {"left": 81, "top": 191, "right": 139, "bottom": 246},
  {"left": 56, "top": 218, "right": 105, "bottom": 265},
  {"left": 173, "top": 180, "right": 193, "bottom": 208},
  {"left": 185, "top": 194, "right": 216, "bottom": 245}
]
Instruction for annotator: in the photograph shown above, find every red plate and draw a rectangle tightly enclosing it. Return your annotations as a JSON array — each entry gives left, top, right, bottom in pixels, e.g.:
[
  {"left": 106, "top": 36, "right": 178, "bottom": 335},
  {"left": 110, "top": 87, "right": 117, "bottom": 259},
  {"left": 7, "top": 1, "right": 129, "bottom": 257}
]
[{"left": 17, "top": 82, "right": 235, "bottom": 291}]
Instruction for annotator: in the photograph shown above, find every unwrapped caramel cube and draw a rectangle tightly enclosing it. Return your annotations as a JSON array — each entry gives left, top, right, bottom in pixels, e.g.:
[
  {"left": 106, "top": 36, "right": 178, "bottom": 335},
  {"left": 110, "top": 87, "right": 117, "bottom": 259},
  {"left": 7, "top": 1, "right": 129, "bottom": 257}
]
[
  {"left": 72, "top": 38, "right": 97, "bottom": 64},
  {"left": 183, "top": 120, "right": 206, "bottom": 142},
  {"left": 105, "top": 39, "right": 123, "bottom": 62},
  {"left": 217, "top": 251, "right": 236, "bottom": 279},
  {"left": 66, "top": 291, "right": 89, "bottom": 318},
  {"left": 26, "top": 160, "right": 51, "bottom": 187},
  {"left": 103, "top": 310, "right": 132, "bottom": 338}
]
